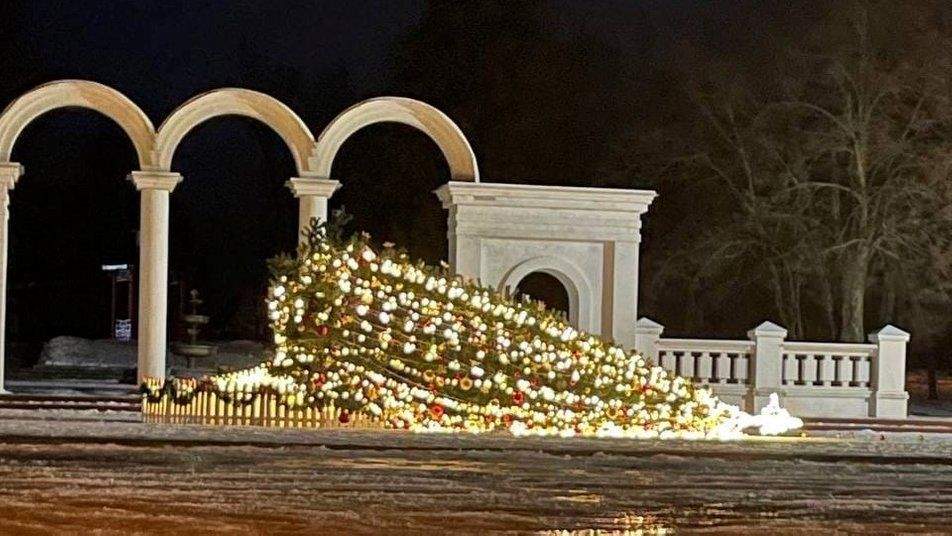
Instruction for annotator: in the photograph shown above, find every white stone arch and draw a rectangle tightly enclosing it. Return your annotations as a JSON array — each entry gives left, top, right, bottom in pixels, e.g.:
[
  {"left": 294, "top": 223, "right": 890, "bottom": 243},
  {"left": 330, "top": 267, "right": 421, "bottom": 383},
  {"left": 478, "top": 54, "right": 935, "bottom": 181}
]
[
  {"left": 500, "top": 255, "right": 593, "bottom": 330},
  {"left": 154, "top": 88, "right": 316, "bottom": 174},
  {"left": 142, "top": 88, "right": 323, "bottom": 383},
  {"left": 0, "top": 79, "right": 156, "bottom": 168},
  {"left": 0, "top": 80, "right": 158, "bottom": 391},
  {"left": 313, "top": 97, "right": 479, "bottom": 181}
]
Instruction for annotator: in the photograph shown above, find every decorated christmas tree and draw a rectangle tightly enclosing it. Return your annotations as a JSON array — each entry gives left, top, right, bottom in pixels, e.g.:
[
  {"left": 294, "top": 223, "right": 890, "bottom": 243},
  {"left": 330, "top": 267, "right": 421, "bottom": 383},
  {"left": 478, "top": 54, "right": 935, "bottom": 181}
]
[{"left": 143, "top": 216, "right": 801, "bottom": 439}]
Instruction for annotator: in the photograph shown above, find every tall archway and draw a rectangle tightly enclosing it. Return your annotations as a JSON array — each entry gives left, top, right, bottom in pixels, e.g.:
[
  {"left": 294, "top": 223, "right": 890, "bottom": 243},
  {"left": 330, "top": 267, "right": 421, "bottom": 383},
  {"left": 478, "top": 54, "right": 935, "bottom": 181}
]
[
  {"left": 148, "top": 89, "right": 320, "bottom": 379},
  {"left": 167, "top": 117, "right": 299, "bottom": 343},
  {"left": 306, "top": 97, "right": 477, "bottom": 267},
  {"left": 0, "top": 80, "right": 156, "bottom": 390},
  {"left": 9, "top": 110, "right": 141, "bottom": 357}
]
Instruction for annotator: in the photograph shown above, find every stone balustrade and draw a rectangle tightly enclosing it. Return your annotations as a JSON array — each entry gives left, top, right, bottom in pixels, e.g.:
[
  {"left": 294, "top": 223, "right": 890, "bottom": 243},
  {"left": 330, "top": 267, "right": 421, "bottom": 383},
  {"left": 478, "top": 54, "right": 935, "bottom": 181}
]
[{"left": 634, "top": 318, "right": 910, "bottom": 418}]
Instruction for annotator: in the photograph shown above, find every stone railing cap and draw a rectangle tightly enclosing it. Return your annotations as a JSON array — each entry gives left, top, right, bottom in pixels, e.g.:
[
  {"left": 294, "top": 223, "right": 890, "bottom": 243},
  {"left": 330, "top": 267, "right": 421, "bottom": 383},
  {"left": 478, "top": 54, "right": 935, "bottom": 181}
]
[
  {"left": 748, "top": 320, "right": 788, "bottom": 339},
  {"left": 868, "top": 324, "right": 911, "bottom": 343},
  {"left": 635, "top": 317, "right": 664, "bottom": 334}
]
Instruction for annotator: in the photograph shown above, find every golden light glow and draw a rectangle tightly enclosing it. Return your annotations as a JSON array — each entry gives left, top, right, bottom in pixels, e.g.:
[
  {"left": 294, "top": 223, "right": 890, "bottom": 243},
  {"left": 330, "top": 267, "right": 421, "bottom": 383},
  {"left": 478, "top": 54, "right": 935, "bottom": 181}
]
[{"left": 143, "top": 230, "right": 802, "bottom": 439}]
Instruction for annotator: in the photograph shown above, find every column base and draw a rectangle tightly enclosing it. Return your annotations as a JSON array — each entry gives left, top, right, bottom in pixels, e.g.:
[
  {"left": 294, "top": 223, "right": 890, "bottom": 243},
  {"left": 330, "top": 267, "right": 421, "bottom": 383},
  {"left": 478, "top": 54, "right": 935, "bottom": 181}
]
[{"left": 870, "top": 391, "right": 909, "bottom": 418}]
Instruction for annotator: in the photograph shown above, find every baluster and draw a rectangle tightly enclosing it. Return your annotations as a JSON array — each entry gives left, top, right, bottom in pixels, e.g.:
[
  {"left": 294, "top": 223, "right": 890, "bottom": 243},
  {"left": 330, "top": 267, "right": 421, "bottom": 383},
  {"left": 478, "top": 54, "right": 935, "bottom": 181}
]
[
  {"left": 782, "top": 353, "right": 798, "bottom": 386},
  {"left": 799, "top": 354, "right": 818, "bottom": 385},
  {"left": 713, "top": 352, "right": 730, "bottom": 384},
  {"left": 660, "top": 351, "right": 675, "bottom": 374},
  {"left": 831, "top": 356, "right": 843, "bottom": 386},
  {"left": 696, "top": 351, "right": 712, "bottom": 383},
  {"left": 858, "top": 356, "right": 872, "bottom": 387},
  {"left": 735, "top": 353, "right": 749, "bottom": 384},
  {"left": 848, "top": 356, "right": 862, "bottom": 386},
  {"left": 818, "top": 353, "right": 835, "bottom": 386}
]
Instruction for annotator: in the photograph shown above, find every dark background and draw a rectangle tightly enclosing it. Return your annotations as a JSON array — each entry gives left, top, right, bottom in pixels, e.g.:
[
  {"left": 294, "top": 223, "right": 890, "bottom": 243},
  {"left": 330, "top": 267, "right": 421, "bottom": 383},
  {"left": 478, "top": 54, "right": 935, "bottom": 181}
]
[{"left": 0, "top": 1, "right": 912, "bottom": 358}]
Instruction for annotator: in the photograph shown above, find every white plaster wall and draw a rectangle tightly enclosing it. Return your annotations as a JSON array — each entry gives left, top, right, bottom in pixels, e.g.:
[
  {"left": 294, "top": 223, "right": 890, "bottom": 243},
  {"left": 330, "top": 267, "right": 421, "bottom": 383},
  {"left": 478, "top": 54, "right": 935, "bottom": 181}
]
[{"left": 780, "top": 389, "right": 870, "bottom": 418}]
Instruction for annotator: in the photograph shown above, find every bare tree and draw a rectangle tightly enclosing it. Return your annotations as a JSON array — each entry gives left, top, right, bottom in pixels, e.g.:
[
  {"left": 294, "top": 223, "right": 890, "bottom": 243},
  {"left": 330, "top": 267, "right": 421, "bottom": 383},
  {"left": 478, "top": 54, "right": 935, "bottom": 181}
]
[
  {"left": 627, "top": 3, "right": 952, "bottom": 342},
  {"left": 778, "top": 6, "right": 952, "bottom": 340}
]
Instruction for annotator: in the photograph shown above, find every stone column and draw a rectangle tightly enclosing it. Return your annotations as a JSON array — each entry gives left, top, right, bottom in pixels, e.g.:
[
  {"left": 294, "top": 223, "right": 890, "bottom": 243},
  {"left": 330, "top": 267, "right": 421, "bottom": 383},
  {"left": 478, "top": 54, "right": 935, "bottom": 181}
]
[
  {"left": 868, "top": 325, "right": 910, "bottom": 418},
  {"left": 130, "top": 171, "right": 182, "bottom": 383},
  {"left": 450, "top": 234, "right": 481, "bottom": 282},
  {"left": 746, "top": 321, "right": 787, "bottom": 413},
  {"left": 285, "top": 178, "right": 341, "bottom": 244},
  {"left": 0, "top": 163, "right": 23, "bottom": 393},
  {"left": 610, "top": 239, "right": 640, "bottom": 348},
  {"left": 434, "top": 185, "right": 481, "bottom": 281}
]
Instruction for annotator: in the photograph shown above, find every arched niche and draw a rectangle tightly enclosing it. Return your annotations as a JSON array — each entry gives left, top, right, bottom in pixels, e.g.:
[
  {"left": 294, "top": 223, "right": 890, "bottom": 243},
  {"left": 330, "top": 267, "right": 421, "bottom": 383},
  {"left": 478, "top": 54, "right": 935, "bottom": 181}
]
[
  {"left": 313, "top": 97, "right": 478, "bottom": 181},
  {"left": 514, "top": 271, "right": 571, "bottom": 318},
  {"left": 500, "top": 255, "right": 592, "bottom": 332},
  {"left": 0, "top": 80, "right": 156, "bottom": 169},
  {"left": 154, "top": 89, "right": 316, "bottom": 175}
]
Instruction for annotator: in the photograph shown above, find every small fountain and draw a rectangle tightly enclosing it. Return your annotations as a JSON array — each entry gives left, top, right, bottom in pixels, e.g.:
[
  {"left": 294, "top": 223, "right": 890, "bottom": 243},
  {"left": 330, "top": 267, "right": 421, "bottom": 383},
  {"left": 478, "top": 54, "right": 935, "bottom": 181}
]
[{"left": 173, "top": 289, "right": 218, "bottom": 369}]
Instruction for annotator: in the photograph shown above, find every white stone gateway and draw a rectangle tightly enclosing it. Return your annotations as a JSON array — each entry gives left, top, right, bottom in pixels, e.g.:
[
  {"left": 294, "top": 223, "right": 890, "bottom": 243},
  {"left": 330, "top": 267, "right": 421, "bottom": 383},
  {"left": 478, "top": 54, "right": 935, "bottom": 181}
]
[
  {"left": 0, "top": 80, "right": 911, "bottom": 420},
  {"left": 435, "top": 182, "right": 654, "bottom": 348}
]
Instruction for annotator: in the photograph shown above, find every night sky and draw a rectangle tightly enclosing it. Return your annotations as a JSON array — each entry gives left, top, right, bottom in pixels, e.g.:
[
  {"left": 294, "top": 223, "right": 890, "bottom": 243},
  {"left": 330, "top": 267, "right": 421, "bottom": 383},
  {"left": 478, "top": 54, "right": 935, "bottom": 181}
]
[{"left": 0, "top": 1, "right": 821, "bottom": 357}]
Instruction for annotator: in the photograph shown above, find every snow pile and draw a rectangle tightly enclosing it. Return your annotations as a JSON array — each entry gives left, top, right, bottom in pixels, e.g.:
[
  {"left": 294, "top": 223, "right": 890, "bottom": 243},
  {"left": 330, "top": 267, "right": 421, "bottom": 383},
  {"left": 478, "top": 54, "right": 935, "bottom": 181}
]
[{"left": 712, "top": 393, "right": 804, "bottom": 439}]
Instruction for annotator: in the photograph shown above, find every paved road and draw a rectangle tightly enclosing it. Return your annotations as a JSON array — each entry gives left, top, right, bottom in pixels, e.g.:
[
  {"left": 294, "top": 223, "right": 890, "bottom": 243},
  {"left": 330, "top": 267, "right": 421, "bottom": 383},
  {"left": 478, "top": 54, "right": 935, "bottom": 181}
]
[{"left": 0, "top": 415, "right": 949, "bottom": 534}]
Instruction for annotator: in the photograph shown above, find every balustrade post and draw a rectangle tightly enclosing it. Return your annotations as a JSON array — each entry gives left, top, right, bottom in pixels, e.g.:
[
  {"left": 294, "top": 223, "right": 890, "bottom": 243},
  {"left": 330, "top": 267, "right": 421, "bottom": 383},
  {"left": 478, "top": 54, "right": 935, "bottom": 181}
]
[
  {"left": 634, "top": 317, "right": 664, "bottom": 364},
  {"left": 746, "top": 321, "right": 787, "bottom": 413},
  {"left": 868, "top": 325, "right": 910, "bottom": 418}
]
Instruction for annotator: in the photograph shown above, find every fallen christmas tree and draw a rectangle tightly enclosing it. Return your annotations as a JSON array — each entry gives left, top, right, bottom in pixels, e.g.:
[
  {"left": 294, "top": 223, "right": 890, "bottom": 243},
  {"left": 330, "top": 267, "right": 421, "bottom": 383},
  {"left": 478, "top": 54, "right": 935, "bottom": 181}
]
[{"left": 142, "top": 218, "right": 802, "bottom": 439}]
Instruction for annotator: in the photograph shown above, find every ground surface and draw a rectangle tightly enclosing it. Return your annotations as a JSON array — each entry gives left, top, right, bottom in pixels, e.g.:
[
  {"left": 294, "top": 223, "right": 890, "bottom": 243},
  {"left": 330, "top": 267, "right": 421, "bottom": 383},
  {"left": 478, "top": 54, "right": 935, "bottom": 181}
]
[
  {"left": 0, "top": 411, "right": 949, "bottom": 534},
  {"left": 907, "top": 370, "right": 952, "bottom": 417}
]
